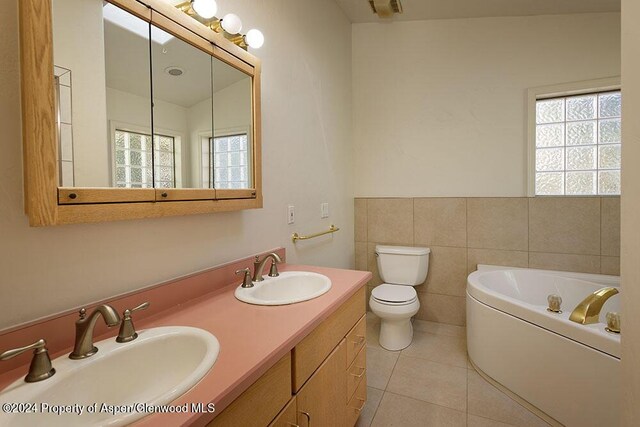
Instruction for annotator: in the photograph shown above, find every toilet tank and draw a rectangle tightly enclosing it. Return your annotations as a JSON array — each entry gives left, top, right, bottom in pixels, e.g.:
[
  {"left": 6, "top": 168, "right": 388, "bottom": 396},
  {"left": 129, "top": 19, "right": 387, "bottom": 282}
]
[{"left": 375, "top": 245, "right": 430, "bottom": 286}]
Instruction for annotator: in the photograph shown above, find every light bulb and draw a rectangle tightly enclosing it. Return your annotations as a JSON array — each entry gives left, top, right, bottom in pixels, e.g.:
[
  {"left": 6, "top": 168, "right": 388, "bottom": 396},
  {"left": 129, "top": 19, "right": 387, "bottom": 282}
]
[
  {"left": 245, "top": 29, "right": 264, "bottom": 49},
  {"left": 221, "top": 13, "right": 242, "bottom": 35},
  {"left": 191, "top": 0, "right": 217, "bottom": 19}
]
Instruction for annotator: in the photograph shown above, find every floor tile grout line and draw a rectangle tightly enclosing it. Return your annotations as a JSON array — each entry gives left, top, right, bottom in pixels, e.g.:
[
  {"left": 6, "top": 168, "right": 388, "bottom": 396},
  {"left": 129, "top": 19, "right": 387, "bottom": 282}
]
[
  {"left": 466, "top": 352, "right": 469, "bottom": 427},
  {"left": 367, "top": 389, "right": 383, "bottom": 427},
  {"left": 382, "top": 390, "right": 468, "bottom": 418},
  {"left": 398, "top": 351, "right": 469, "bottom": 370},
  {"left": 383, "top": 349, "right": 402, "bottom": 391},
  {"left": 467, "top": 369, "right": 550, "bottom": 426}
]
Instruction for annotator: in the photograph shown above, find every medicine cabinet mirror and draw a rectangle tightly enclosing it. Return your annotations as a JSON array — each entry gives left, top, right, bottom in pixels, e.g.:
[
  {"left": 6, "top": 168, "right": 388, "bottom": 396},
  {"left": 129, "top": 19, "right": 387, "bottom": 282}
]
[{"left": 20, "top": 0, "right": 262, "bottom": 226}]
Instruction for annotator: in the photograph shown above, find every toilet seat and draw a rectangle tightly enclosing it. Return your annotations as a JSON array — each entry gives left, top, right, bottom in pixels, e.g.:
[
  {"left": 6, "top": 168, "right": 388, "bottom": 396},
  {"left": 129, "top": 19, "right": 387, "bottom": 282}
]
[{"left": 372, "top": 284, "right": 417, "bottom": 305}]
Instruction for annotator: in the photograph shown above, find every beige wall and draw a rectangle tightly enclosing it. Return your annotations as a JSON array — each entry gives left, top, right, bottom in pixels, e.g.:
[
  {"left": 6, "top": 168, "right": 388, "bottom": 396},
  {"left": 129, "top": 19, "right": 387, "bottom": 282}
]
[
  {"left": 355, "top": 197, "right": 620, "bottom": 326},
  {"left": 621, "top": 0, "right": 640, "bottom": 423},
  {"left": 353, "top": 13, "right": 621, "bottom": 197},
  {"left": 0, "top": 0, "right": 353, "bottom": 330}
]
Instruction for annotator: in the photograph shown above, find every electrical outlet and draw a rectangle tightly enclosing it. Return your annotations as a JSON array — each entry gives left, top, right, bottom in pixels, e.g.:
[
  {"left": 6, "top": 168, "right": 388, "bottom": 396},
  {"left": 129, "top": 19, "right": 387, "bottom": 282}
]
[
  {"left": 287, "top": 205, "right": 295, "bottom": 224},
  {"left": 321, "top": 203, "right": 329, "bottom": 219}
]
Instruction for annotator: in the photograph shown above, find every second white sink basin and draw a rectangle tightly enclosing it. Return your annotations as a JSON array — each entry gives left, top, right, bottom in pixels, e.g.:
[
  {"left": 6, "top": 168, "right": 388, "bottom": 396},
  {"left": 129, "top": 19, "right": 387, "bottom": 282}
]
[
  {"left": 0, "top": 326, "right": 219, "bottom": 427},
  {"left": 235, "top": 271, "right": 332, "bottom": 305}
]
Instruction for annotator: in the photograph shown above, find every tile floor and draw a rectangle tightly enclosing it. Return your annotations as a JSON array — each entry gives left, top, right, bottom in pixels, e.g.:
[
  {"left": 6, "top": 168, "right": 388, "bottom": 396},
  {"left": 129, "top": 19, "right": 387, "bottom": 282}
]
[{"left": 357, "top": 313, "right": 550, "bottom": 427}]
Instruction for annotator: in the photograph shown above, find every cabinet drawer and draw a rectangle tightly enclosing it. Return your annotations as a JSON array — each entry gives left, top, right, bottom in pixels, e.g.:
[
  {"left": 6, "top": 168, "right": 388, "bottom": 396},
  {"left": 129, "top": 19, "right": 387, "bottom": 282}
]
[
  {"left": 293, "top": 286, "right": 366, "bottom": 391},
  {"left": 209, "top": 352, "right": 292, "bottom": 427},
  {"left": 346, "top": 345, "right": 366, "bottom": 401},
  {"left": 346, "top": 315, "right": 366, "bottom": 368},
  {"left": 346, "top": 375, "right": 367, "bottom": 427}
]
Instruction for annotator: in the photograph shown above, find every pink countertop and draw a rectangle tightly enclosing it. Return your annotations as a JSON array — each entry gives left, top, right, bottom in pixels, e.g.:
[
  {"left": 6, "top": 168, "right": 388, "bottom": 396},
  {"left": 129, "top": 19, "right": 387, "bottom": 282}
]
[{"left": 1, "top": 262, "right": 370, "bottom": 427}]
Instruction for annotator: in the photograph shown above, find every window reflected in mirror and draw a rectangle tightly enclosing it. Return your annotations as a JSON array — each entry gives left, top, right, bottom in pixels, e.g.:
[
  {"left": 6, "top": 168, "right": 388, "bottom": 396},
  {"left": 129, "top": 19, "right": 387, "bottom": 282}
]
[
  {"left": 150, "top": 24, "right": 212, "bottom": 189},
  {"left": 208, "top": 59, "right": 253, "bottom": 189}
]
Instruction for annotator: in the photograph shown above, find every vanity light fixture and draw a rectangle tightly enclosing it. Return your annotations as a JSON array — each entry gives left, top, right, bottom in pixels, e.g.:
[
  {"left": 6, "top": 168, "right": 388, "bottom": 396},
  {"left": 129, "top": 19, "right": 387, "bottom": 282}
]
[
  {"left": 220, "top": 13, "right": 242, "bottom": 35},
  {"left": 176, "top": 1, "right": 264, "bottom": 50},
  {"left": 191, "top": 0, "right": 217, "bottom": 20},
  {"left": 244, "top": 29, "right": 264, "bottom": 49}
]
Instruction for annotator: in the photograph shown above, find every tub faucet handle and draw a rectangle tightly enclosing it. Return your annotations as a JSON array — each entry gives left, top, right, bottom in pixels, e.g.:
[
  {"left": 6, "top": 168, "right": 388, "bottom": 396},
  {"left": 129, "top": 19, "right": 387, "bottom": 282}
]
[
  {"left": 547, "top": 294, "right": 562, "bottom": 313},
  {"left": 606, "top": 312, "right": 621, "bottom": 334}
]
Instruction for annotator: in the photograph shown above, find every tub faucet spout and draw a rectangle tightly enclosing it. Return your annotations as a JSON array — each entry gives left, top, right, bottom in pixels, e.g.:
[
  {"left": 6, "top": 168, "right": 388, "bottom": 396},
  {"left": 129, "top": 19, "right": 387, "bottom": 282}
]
[{"left": 569, "top": 287, "right": 619, "bottom": 325}]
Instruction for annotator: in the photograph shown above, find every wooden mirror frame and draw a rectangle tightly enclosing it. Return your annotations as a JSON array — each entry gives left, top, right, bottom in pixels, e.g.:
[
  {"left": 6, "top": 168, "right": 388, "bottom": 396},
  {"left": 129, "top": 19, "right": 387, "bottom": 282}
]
[{"left": 19, "top": 0, "right": 262, "bottom": 226}]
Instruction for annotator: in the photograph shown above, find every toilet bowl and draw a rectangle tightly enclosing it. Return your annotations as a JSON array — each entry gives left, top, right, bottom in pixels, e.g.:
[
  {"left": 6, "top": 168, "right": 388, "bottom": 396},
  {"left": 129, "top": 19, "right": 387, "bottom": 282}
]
[{"left": 369, "top": 245, "right": 430, "bottom": 351}]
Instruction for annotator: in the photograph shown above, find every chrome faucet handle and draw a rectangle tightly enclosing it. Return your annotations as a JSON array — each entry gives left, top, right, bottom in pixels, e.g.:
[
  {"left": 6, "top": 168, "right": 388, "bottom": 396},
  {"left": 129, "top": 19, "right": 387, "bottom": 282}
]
[
  {"left": 606, "top": 312, "right": 621, "bottom": 334},
  {"left": 116, "top": 302, "right": 150, "bottom": 343},
  {"left": 0, "top": 339, "right": 56, "bottom": 383},
  {"left": 268, "top": 260, "right": 279, "bottom": 277},
  {"left": 547, "top": 294, "right": 562, "bottom": 313},
  {"left": 236, "top": 268, "right": 253, "bottom": 288}
]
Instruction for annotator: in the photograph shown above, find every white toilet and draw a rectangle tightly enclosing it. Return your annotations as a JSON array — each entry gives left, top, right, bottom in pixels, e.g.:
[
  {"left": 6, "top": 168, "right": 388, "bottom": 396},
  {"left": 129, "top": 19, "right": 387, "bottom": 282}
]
[{"left": 369, "top": 245, "right": 430, "bottom": 351}]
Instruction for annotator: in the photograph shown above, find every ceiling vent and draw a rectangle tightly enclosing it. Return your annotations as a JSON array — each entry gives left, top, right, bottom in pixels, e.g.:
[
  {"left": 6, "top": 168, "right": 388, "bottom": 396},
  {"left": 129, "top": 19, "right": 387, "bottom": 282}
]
[{"left": 368, "top": 0, "right": 403, "bottom": 18}]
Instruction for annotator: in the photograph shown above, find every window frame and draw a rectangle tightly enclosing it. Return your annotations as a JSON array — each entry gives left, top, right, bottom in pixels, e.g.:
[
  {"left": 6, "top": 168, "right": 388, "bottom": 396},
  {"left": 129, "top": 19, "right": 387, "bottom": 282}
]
[{"left": 527, "top": 77, "right": 621, "bottom": 197}]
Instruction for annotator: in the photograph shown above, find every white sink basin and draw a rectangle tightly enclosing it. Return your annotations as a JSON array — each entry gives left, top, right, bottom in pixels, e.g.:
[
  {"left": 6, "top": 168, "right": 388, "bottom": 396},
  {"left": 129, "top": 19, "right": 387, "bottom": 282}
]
[
  {"left": 235, "top": 271, "right": 332, "bottom": 305},
  {"left": 0, "top": 326, "right": 219, "bottom": 427}
]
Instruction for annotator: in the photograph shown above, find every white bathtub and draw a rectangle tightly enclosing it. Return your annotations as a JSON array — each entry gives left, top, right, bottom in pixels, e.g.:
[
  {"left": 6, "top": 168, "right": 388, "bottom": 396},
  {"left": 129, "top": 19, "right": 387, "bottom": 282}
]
[{"left": 467, "top": 265, "right": 620, "bottom": 427}]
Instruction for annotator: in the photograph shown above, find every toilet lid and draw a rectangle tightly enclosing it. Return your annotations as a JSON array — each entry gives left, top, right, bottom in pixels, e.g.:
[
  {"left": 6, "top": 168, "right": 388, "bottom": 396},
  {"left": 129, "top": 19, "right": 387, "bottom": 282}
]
[{"left": 372, "top": 284, "right": 417, "bottom": 303}]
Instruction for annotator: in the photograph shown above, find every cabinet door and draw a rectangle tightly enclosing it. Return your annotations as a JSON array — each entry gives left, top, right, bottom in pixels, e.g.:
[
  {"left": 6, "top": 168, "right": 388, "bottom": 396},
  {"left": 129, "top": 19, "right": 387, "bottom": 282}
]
[
  {"left": 209, "top": 353, "right": 292, "bottom": 427},
  {"left": 269, "top": 397, "right": 297, "bottom": 427},
  {"left": 296, "top": 340, "right": 347, "bottom": 427}
]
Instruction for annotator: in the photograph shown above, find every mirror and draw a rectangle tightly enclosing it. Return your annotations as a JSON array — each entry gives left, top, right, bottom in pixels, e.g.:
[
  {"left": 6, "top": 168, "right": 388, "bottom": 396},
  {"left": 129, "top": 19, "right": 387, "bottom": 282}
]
[
  {"left": 209, "top": 60, "right": 253, "bottom": 190},
  {"left": 51, "top": 0, "right": 253, "bottom": 191},
  {"left": 21, "top": 0, "right": 261, "bottom": 225}
]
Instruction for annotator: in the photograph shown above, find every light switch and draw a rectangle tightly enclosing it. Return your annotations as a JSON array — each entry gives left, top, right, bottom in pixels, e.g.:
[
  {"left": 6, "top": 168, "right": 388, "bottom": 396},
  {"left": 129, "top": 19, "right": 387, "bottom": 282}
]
[
  {"left": 287, "top": 205, "right": 295, "bottom": 224},
  {"left": 321, "top": 203, "right": 329, "bottom": 219}
]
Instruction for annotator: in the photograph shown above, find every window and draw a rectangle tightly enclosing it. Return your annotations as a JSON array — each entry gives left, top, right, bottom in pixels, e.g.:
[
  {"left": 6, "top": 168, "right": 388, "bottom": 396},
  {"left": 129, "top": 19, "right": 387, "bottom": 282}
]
[
  {"left": 202, "top": 133, "right": 250, "bottom": 189},
  {"left": 114, "top": 130, "right": 175, "bottom": 188},
  {"left": 534, "top": 90, "right": 621, "bottom": 196}
]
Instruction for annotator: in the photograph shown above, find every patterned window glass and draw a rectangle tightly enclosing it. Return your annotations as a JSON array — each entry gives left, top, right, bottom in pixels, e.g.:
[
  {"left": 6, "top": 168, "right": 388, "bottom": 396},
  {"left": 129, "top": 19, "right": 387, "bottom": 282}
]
[
  {"left": 535, "top": 91, "right": 621, "bottom": 195},
  {"left": 203, "top": 134, "right": 249, "bottom": 189},
  {"left": 114, "top": 130, "right": 175, "bottom": 188}
]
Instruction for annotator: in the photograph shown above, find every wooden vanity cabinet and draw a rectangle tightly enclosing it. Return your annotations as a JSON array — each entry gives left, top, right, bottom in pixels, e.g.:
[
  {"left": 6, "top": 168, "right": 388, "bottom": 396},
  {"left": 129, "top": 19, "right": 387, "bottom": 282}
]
[
  {"left": 209, "top": 287, "right": 367, "bottom": 427},
  {"left": 292, "top": 287, "right": 367, "bottom": 427}
]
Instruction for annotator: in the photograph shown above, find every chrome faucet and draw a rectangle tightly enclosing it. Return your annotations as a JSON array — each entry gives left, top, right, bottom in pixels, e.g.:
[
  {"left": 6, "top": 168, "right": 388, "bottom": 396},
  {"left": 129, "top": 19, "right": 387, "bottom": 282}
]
[
  {"left": 252, "top": 253, "right": 282, "bottom": 282},
  {"left": 569, "top": 287, "right": 619, "bottom": 325},
  {"left": 69, "top": 304, "right": 120, "bottom": 359}
]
